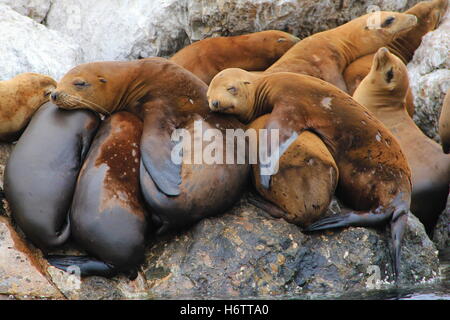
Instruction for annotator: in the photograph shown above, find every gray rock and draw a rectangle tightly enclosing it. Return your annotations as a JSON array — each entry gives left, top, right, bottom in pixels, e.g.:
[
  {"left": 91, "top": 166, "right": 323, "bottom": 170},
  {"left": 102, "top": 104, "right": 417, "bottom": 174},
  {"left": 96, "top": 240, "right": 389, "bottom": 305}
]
[
  {"left": 45, "top": 0, "right": 421, "bottom": 62},
  {"left": 143, "top": 196, "right": 439, "bottom": 298},
  {"left": 433, "top": 193, "right": 450, "bottom": 251},
  {"left": 408, "top": 6, "right": 450, "bottom": 140},
  {"left": 0, "top": 216, "right": 62, "bottom": 299},
  {"left": 0, "top": 0, "right": 52, "bottom": 23},
  {"left": 0, "top": 5, "right": 84, "bottom": 81}
]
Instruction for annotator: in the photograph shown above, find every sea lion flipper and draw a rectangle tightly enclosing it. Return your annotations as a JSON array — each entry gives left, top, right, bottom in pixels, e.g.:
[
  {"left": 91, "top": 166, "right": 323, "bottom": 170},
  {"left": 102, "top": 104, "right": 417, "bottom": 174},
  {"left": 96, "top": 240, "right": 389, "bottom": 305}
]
[
  {"left": 47, "top": 255, "right": 118, "bottom": 278},
  {"left": 260, "top": 111, "right": 301, "bottom": 189},
  {"left": 140, "top": 103, "right": 182, "bottom": 196}
]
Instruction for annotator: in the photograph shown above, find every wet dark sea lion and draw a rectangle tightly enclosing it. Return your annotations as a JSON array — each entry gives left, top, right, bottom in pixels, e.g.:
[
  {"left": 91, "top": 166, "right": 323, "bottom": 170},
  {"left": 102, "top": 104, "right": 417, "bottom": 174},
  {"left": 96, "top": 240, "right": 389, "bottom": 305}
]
[
  {"left": 4, "top": 102, "right": 100, "bottom": 250},
  {"left": 208, "top": 68, "right": 412, "bottom": 279},
  {"left": 51, "top": 57, "right": 250, "bottom": 235},
  {"left": 49, "top": 112, "right": 148, "bottom": 278},
  {"left": 354, "top": 47, "right": 450, "bottom": 234},
  {"left": 170, "top": 30, "right": 300, "bottom": 84}
]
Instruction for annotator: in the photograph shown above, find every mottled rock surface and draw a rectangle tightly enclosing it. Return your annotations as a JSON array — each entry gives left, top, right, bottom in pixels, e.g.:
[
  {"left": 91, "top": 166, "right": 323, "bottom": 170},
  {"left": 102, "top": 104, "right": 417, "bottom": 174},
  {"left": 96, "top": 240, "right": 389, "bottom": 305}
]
[
  {"left": 143, "top": 196, "right": 439, "bottom": 298},
  {"left": 433, "top": 193, "right": 450, "bottom": 251},
  {"left": 0, "top": 5, "right": 83, "bottom": 81},
  {"left": 0, "top": 216, "right": 62, "bottom": 299},
  {"left": 45, "top": 0, "right": 421, "bottom": 62},
  {"left": 0, "top": 0, "right": 52, "bottom": 23},
  {"left": 408, "top": 6, "right": 450, "bottom": 140}
]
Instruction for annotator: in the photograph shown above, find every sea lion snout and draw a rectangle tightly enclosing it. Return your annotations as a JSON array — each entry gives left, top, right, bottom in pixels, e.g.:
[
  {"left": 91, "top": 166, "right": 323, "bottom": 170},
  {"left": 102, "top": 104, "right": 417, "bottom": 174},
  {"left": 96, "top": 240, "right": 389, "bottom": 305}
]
[
  {"left": 51, "top": 91, "right": 59, "bottom": 102},
  {"left": 211, "top": 100, "right": 220, "bottom": 110}
]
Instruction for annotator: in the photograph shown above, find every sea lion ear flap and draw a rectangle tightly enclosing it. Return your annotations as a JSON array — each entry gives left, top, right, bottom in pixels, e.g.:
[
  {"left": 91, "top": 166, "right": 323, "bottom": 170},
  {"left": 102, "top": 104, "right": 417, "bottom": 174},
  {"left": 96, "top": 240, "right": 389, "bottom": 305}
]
[
  {"left": 140, "top": 102, "right": 181, "bottom": 196},
  {"left": 374, "top": 47, "right": 390, "bottom": 71}
]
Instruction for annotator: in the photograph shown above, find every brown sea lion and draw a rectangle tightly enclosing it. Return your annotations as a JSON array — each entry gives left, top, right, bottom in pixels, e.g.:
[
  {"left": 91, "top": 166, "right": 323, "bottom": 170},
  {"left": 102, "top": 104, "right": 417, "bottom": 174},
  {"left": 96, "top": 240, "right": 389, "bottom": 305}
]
[
  {"left": 0, "top": 73, "right": 56, "bottom": 142},
  {"left": 247, "top": 114, "right": 339, "bottom": 228},
  {"left": 48, "top": 112, "right": 148, "bottom": 278},
  {"left": 439, "top": 89, "right": 450, "bottom": 153},
  {"left": 344, "top": 0, "right": 449, "bottom": 115},
  {"left": 264, "top": 11, "right": 418, "bottom": 92},
  {"left": 4, "top": 103, "right": 100, "bottom": 250},
  {"left": 50, "top": 58, "right": 250, "bottom": 235},
  {"left": 354, "top": 47, "right": 450, "bottom": 234},
  {"left": 207, "top": 68, "right": 412, "bottom": 279},
  {"left": 170, "top": 30, "right": 300, "bottom": 84}
]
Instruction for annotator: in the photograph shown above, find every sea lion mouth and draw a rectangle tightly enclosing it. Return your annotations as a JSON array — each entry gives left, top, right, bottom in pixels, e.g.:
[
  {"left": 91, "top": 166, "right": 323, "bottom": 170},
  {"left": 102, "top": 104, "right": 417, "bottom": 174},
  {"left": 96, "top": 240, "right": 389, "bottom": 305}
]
[{"left": 52, "top": 92, "right": 110, "bottom": 115}]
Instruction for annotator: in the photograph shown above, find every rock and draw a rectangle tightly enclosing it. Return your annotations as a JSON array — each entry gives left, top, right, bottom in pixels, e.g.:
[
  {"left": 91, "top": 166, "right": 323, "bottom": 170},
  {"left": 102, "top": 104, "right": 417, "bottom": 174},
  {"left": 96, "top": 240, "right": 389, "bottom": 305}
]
[
  {"left": 45, "top": 0, "right": 421, "bottom": 62},
  {"left": 408, "top": 6, "right": 450, "bottom": 140},
  {"left": 143, "top": 196, "right": 439, "bottom": 298},
  {"left": 433, "top": 193, "right": 450, "bottom": 251},
  {"left": 0, "top": 5, "right": 84, "bottom": 81},
  {"left": 0, "top": 216, "right": 62, "bottom": 299},
  {"left": 0, "top": 0, "right": 52, "bottom": 23}
]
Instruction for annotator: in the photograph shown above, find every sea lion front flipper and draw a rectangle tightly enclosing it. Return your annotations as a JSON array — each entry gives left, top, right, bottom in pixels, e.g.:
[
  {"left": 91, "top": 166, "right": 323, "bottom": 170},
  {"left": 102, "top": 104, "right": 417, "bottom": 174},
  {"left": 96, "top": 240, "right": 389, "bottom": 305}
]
[{"left": 140, "top": 101, "right": 182, "bottom": 196}]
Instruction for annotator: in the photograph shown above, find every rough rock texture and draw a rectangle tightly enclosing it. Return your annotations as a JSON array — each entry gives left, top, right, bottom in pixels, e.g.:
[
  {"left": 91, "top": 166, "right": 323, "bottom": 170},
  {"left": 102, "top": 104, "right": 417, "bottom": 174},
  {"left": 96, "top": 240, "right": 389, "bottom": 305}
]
[
  {"left": 0, "top": 216, "right": 62, "bottom": 299},
  {"left": 433, "top": 193, "right": 450, "bottom": 251},
  {"left": 0, "top": 0, "right": 52, "bottom": 23},
  {"left": 143, "top": 196, "right": 439, "bottom": 298},
  {"left": 408, "top": 6, "right": 450, "bottom": 140},
  {"left": 45, "top": 0, "right": 421, "bottom": 62},
  {"left": 0, "top": 5, "right": 83, "bottom": 81}
]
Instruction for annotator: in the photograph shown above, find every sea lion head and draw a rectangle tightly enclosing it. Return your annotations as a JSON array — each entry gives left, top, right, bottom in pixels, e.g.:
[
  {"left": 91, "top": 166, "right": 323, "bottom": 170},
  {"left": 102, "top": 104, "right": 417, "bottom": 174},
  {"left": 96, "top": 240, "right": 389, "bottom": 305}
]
[
  {"left": 354, "top": 47, "right": 409, "bottom": 108},
  {"left": 407, "top": 0, "right": 448, "bottom": 32},
  {"left": 371, "top": 47, "right": 409, "bottom": 96},
  {"left": 207, "top": 68, "right": 259, "bottom": 122},
  {"left": 51, "top": 62, "right": 134, "bottom": 115},
  {"left": 363, "top": 11, "right": 418, "bottom": 40},
  {"left": 14, "top": 73, "right": 57, "bottom": 108}
]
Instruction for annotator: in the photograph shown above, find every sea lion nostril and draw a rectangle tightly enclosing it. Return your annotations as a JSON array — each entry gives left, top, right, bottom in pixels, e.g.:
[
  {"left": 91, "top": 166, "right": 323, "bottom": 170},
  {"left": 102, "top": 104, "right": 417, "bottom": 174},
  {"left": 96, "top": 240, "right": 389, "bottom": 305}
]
[
  {"left": 51, "top": 92, "right": 59, "bottom": 101},
  {"left": 212, "top": 100, "right": 220, "bottom": 109}
]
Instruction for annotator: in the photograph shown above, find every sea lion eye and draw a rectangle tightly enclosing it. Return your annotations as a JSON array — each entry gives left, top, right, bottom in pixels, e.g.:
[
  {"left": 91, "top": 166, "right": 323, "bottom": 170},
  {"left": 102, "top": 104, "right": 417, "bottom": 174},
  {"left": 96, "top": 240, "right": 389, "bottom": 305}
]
[
  {"left": 381, "top": 16, "right": 395, "bottom": 28},
  {"left": 386, "top": 68, "right": 394, "bottom": 83},
  {"left": 99, "top": 78, "right": 107, "bottom": 83},
  {"left": 227, "top": 87, "right": 237, "bottom": 95},
  {"left": 73, "top": 80, "right": 90, "bottom": 88}
]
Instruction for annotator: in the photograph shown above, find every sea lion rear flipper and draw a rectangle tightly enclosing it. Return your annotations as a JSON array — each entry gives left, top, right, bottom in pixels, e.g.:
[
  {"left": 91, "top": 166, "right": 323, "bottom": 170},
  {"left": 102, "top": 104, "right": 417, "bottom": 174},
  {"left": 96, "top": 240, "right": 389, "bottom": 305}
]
[
  {"left": 305, "top": 193, "right": 409, "bottom": 281},
  {"left": 140, "top": 103, "right": 182, "bottom": 196},
  {"left": 47, "top": 255, "right": 121, "bottom": 279}
]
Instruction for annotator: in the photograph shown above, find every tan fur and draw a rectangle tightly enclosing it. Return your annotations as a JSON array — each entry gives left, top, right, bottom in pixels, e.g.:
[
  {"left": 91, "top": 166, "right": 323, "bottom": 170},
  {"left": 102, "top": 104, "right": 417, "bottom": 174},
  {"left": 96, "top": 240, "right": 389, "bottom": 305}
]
[
  {"left": 170, "top": 30, "right": 299, "bottom": 84},
  {"left": 249, "top": 114, "right": 338, "bottom": 227},
  {"left": 344, "top": 0, "right": 449, "bottom": 115},
  {"left": 0, "top": 73, "right": 56, "bottom": 142},
  {"left": 265, "top": 11, "right": 418, "bottom": 92},
  {"left": 354, "top": 47, "right": 450, "bottom": 232}
]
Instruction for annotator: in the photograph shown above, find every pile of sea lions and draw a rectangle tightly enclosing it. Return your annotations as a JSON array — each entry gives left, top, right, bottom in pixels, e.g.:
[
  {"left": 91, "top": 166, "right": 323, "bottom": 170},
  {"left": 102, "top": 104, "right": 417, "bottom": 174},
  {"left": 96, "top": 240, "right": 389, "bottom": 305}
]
[{"left": 2, "top": 0, "right": 449, "bottom": 282}]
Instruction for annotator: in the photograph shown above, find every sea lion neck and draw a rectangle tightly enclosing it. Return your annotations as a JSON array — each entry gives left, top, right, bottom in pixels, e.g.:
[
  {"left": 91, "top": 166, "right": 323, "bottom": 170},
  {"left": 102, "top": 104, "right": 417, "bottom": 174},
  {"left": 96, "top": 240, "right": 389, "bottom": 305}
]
[
  {"left": 123, "top": 59, "right": 210, "bottom": 117},
  {"left": 244, "top": 77, "right": 274, "bottom": 123}
]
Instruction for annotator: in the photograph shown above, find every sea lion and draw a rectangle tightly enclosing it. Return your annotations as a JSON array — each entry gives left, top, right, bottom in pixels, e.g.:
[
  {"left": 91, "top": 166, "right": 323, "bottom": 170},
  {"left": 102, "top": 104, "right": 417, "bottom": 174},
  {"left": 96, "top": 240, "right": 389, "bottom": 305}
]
[
  {"left": 170, "top": 30, "right": 300, "bottom": 84},
  {"left": 354, "top": 47, "right": 450, "bottom": 234},
  {"left": 439, "top": 89, "right": 450, "bottom": 153},
  {"left": 344, "top": 0, "right": 449, "bottom": 115},
  {"left": 265, "top": 11, "right": 418, "bottom": 92},
  {"left": 207, "top": 68, "right": 412, "bottom": 279},
  {"left": 48, "top": 112, "right": 148, "bottom": 278},
  {"left": 50, "top": 58, "right": 250, "bottom": 235},
  {"left": 0, "top": 73, "right": 56, "bottom": 142},
  {"left": 4, "top": 103, "right": 100, "bottom": 250},
  {"left": 247, "top": 114, "right": 339, "bottom": 228}
]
